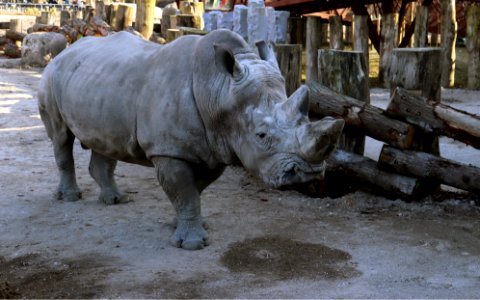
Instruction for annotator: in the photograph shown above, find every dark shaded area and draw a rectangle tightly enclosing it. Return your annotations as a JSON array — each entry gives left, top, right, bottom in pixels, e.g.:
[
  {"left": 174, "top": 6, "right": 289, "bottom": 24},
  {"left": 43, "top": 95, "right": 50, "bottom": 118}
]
[
  {"left": 221, "top": 235, "right": 360, "bottom": 280},
  {"left": 0, "top": 253, "right": 115, "bottom": 299}
]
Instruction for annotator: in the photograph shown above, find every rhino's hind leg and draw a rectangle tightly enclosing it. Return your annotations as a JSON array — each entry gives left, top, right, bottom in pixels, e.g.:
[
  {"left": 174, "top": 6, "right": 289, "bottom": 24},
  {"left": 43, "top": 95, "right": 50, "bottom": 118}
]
[
  {"left": 39, "top": 104, "right": 82, "bottom": 202},
  {"left": 89, "top": 151, "right": 129, "bottom": 205},
  {"left": 153, "top": 157, "right": 210, "bottom": 250}
]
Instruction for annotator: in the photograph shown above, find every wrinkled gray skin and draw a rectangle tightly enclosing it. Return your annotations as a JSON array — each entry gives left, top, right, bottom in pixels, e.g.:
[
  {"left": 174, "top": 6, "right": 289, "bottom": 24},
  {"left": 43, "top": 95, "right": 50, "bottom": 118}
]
[{"left": 38, "top": 30, "right": 344, "bottom": 250}]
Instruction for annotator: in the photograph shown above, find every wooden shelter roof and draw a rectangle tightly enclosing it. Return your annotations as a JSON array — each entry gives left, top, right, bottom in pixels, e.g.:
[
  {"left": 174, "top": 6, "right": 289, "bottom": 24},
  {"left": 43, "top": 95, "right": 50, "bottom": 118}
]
[{"left": 264, "top": 0, "right": 415, "bottom": 15}]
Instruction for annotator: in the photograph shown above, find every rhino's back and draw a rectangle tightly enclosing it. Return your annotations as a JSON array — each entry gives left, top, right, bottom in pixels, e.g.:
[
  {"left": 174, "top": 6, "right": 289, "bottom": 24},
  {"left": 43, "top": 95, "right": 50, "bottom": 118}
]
[{"left": 40, "top": 32, "right": 212, "bottom": 165}]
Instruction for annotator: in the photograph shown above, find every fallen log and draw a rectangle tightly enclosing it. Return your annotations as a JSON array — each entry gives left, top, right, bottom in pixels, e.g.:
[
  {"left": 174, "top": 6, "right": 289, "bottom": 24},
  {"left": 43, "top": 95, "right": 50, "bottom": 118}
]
[
  {"left": 4, "top": 42, "right": 21, "bottom": 58},
  {"left": 307, "top": 81, "right": 415, "bottom": 149},
  {"left": 5, "top": 30, "right": 26, "bottom": 42},
  {"left": 27, "top": 24, "right": 61, "bottom": 34},
  {"left": 387, "top": 87, "right": 480, "bottom": 149},
  {"left": 327, "top": 149, "right": 421, "bottom": 198},
  {"left": 378, "top": 145, "right": 480, "bottom": 193}
]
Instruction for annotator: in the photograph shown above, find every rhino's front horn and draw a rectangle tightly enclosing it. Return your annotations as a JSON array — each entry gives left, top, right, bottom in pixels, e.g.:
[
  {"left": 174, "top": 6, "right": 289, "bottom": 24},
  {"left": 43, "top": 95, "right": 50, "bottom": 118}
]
[{"left": 296, "top": 117, "right": 345, "bottom": 163}]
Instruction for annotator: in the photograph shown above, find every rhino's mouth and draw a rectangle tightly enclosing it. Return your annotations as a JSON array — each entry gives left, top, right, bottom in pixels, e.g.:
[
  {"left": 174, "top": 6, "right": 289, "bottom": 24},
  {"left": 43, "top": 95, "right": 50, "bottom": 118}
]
[{"left": 260, "top": 154, "right": 327, "bottom": 188}]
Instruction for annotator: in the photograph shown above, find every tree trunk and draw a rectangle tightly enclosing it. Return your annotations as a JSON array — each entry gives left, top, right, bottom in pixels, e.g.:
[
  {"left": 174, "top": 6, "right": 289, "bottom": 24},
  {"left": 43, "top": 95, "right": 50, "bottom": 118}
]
[
  {"left": 379, "top": 13, "right": 399, "bottom": 87},
  {"left": 414, "top": 5, "right": 428, "bottom": 47},
  {"left": 389, "top": 48, "right": 442, "bottom": 101},
  {"left": 353, "top": 14, "right": 369, "bottom": 74},
  {"left": 307, "top": 81, "right": 415, "bottom": 149},
  {"left": 327, "top": 150, "right": 421, "bottom": 198},
  {"left": 135, "top": 0, "right": 155, "bottom": 39},
  {"left": 440, "top": 0, "right": 457, "bottom": 88},
  {"left": 305, "top": 16, "right": 323, "bottom": 83},
  {"left": 387, "top": 87, "right": 480, "bottom": 149},
  {"left": 379, "top": 145, "right": 480, "bottom": 193},
  {"left": 466, "top": 4, "right": 480, "bottom": 90},
  {"left": 317, "top": 49, "right": 370, "bottom": 154},
  {"left": 275, "top": 44, "right": 302, "bottom": 97},
  {"left": 329, "top": 15, "right": 343, "bottom": 50}
]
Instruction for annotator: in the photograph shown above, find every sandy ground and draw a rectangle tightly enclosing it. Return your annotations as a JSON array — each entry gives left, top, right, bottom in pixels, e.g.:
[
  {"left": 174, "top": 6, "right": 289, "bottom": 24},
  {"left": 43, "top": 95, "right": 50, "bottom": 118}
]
[{"left": 0, "top": 66, "right": 479, "bottom": 298}]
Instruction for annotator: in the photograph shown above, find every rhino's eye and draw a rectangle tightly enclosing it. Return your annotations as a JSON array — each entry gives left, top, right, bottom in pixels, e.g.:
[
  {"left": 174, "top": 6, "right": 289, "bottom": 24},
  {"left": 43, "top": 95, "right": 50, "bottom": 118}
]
[{"left": 256, "top": 132, "right": 267, "bottom": 139}]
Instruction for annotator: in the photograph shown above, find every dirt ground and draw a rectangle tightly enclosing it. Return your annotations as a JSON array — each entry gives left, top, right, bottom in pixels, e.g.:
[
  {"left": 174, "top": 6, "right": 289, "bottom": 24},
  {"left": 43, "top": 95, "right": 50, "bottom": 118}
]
[{"left": 0, "top": 66, "right": 479, "bottom": 299}]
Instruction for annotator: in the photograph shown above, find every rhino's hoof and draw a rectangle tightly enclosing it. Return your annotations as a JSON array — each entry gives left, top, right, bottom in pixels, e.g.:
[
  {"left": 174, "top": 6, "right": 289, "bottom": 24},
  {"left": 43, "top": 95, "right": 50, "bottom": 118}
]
[
  {"left": 99, "top": 189, "right": 130, "bottom": 205},
  {"left": 55, "top": 189, "right": 82, "bottom": 202},
  {"left": 169, "top": 220, "right": 210, "bottom": 250}
]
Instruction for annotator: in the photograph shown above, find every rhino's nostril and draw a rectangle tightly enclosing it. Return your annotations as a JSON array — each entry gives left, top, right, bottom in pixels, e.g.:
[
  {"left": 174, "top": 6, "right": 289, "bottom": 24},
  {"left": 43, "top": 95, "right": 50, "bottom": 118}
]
[{"left": 285, "top": 166, "right": 296, "bottom": 177}]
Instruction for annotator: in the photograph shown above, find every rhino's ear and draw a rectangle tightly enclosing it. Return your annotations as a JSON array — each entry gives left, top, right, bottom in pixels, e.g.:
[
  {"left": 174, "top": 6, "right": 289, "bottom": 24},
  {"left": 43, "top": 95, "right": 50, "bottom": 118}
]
[
  {"left": 256, "top": 40, "right": 279, "bottom": 69},
  {"left": 213, "top": 43, "right": 243, "bottom": 78}
]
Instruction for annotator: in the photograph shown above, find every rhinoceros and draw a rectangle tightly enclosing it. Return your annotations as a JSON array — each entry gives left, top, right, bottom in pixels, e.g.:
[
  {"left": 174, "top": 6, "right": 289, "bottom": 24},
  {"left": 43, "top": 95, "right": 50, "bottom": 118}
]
[{"left": 38, "top": 30, "right": 344, "bottom": 250}]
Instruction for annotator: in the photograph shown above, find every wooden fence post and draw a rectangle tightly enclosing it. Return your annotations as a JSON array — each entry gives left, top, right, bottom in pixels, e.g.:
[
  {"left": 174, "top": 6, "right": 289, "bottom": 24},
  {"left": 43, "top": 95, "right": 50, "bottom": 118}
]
[
  {"left": 329, "top": 15, "right": 343, "bottom": 50},
  {"left": 317, "top": 49, "right": 370, "bottom": 155},
  {"left": 305, "top": 16, "right": 322, "bottom": 83},
  {"left": 389, "top": 48, "right": 442, "bottom": 101},
  {"left": 440, "top": 0, "right": 457, "bottom": 88},
  {"left": 353, "top": 14, "right": 369, "bottom": 74},
  {"left": 466, "top": 3, "right": 480, "bottom": 90},
  {"left": 413, "top": 5, "right": 428, "bottom": 47},
  {"left": 95, "top": 0, "right": 106, "bottom": 21},
  {"left": 135, "top": 0, "right": 156, "bottom": 39},
  {"left": 379, "top": 12, "right": 398, "bottom": 87},
  {"left": 60, "top": 10, "right": 71, "bottom": 27},
  {"left": 287, "top": 16, "right": 305, "bottom": 45},
  {"left": 275, "top": 44, "right": 302, "bottom": 96}
]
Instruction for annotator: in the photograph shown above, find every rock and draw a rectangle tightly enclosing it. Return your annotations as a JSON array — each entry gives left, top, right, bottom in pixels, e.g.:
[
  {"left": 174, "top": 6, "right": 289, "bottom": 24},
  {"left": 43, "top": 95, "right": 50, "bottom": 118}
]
[
  {"left": 4, "top": 42, "right": 21, "bottom": 58},
  {"left": 21, "top": 32, "right": 67, "bottom": 67}
]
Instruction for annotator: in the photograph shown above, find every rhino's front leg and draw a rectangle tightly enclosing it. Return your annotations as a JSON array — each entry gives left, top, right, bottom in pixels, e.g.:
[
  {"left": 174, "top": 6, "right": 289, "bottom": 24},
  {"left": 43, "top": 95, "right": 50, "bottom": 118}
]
[{"left": 152, "top": 157, "right": 209, "bottom": 250}]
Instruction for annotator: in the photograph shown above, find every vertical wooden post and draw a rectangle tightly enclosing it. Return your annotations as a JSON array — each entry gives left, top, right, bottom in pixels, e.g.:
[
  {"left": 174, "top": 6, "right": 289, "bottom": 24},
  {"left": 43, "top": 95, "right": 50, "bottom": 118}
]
[
  {"left": 466, "top": 3, "right": 480, "bottom": 90},
  {"left": 39, "top": 11, "right": 53, "bottom": 25},
  {"left": 353, "top": 14, "right": 369, "bottom": 74},
  {"left": 329, "top": 15, "right": 343, "bottom": 50},
  {"left": 9, "top": 19, "right": 21, "bottom": 31},
  {"left": 161, "top": 5, "right": 178, "bottom": 38},
  {"left": 135, "top": 0, "right": 156, "bottom": 39},
  {"left": 60, "top": 10, "right": 71, "bottom": 26},
  {"left": 114, "top": 4, "right": 134, "bottom": 30},
  {"left": 440, "top": 0, "right": 457, "bottom": 88},
  {"left": 317, "top": 50, "right": 370, "bottom": 155},
  {"left": 95, "top": 0, "right": 106, "bottom": 21},
  {"left": 275, "top": 44, "right": 302, "bottom": 96},
  {"left": 389, "top": 48, "right": 443, "bottom": 193},
  {"left": 413, "top": 5, "right": 429, "bottom": 47},
  {"left": 389, "top": 48, "right": 442, "bottom": 102},
  {"left": 305, "top": 16, "right": 322, "bottom": 83},
  {"left": 287, "top": 17, "right": 305, "bottom": 45},
  {"left": 379, "top": 13, "right": 398, "bottom": 87}
]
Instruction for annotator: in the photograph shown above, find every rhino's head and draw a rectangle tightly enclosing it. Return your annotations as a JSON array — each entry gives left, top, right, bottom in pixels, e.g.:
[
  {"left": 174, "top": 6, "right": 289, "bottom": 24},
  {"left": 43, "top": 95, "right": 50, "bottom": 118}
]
[{"left": 212, "top": 40, "right": 344, "bottom": 188}]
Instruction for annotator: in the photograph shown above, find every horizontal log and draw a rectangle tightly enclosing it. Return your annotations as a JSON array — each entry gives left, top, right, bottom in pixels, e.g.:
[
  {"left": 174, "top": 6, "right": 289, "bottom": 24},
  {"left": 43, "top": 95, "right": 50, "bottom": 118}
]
[
  {"left": 0, "top": 22, "right": 10, "bottom": 29},
  {"left": 327, "top": 149, "right": 420, "bottom": 198},
  {"left": 307, "top": 81, "right": 415, "bottom": 149},
  {"left": 5, "top": 30, "right": 26, "bottom": 42},
  {"left": 387, "top": 87, "right": 480, "bottom": 149},
  {"left": 378, "top": 145, "right": 480, "bottom": 193}
]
